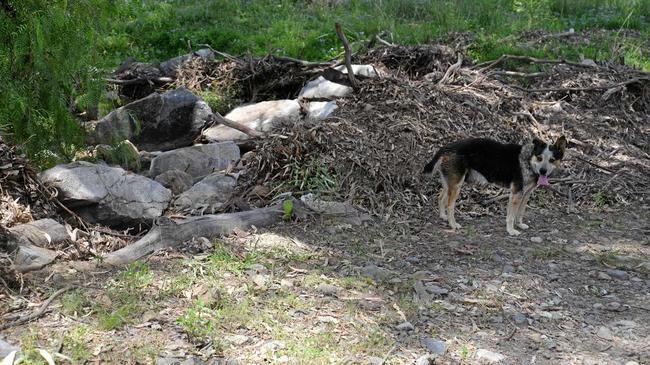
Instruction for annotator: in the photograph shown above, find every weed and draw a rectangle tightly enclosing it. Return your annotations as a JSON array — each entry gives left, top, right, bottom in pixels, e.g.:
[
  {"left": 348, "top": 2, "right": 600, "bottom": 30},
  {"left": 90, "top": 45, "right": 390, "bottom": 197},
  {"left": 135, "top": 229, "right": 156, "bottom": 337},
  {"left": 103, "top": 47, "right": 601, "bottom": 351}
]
[
  {"left": 64, "top": 325, "right": 91, "bottom": 363},
  {"left": 177, "top": 299, "right": 217, "bottom": 345},
  {"left": 283, "top": 199, "right": 294, "bottom": 221},
  {"left": 592, "top": 191, "right": 608, "bottom": 208},
  {"left": 60, "top": 289, "right": 89, "bottom": 316},
  {"left": 459, "top": 345, "right": 470, "bottom": 360},
  {"left": 287, "top": 159, "right": 338, "bottom": 195},
  {"left": 532, "top": 246, "right": 564, "bottom": 260}
]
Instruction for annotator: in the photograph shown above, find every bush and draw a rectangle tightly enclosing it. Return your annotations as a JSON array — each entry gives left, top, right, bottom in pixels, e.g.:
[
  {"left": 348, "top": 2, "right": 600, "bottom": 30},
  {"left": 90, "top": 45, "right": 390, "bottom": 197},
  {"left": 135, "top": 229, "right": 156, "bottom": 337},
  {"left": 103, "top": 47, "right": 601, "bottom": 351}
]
[{"left": 0, "top": 0, "right": 122, "bottom": 167}]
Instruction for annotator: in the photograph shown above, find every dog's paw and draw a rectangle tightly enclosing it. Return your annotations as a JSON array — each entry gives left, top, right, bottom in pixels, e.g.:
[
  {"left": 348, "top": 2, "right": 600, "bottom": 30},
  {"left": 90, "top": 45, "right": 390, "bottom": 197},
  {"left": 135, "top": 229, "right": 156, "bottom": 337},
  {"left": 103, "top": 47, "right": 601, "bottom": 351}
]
[
  {"left": 507, "top": 228, "right": 521, "bottom": 236},
  {"left": 517, "top": 223, "right": 530, "bottom": 230},
  {"left": 439, "top": 214, "right": 448, "bottom": 221},
  {"left": 450, "top": 222, "right": 462, "bottom": 230}
]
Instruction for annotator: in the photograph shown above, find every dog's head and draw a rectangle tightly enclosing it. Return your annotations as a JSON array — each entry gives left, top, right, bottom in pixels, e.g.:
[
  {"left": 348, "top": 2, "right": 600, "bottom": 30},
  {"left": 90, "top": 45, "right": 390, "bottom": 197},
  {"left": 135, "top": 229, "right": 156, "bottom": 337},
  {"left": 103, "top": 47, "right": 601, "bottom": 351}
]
[{"left": 529, "top": 136, "right": 567, "bottom": 185}]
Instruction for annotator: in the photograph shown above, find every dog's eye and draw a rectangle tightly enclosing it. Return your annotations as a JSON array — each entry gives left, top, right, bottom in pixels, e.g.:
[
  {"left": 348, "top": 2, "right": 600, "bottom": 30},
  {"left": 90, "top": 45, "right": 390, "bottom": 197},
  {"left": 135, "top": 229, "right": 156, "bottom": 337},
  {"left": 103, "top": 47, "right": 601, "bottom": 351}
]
[
  {"left": 549, "top": 158, "right": 556, "bottom": 163},
  {"left": 536, "top": 156, "right": 543, "bottom": 162}
]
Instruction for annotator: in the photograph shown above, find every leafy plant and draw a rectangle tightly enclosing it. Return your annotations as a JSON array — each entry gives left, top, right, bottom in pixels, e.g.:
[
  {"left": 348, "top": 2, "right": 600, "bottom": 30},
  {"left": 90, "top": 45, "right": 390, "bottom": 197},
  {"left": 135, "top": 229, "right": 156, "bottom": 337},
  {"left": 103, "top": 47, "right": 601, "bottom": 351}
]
[{"left": 282, "top": 199, "right": 294, "bottom": 221}]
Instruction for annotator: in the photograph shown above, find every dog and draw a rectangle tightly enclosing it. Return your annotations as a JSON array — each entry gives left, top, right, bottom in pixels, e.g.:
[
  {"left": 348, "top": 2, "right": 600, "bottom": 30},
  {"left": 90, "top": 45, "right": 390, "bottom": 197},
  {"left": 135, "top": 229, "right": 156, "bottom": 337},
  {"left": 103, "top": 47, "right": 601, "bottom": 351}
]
[{"left": 423, "top": 136, "right": 567, "bottom": 236}]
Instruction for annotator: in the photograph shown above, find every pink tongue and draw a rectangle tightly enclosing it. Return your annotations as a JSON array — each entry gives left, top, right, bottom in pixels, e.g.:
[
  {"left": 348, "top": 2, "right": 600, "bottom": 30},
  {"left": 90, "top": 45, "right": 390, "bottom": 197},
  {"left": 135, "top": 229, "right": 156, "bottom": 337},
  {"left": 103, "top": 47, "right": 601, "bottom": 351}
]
[{"left": 537, "top": 175, "right": 550, "bottom": 186}]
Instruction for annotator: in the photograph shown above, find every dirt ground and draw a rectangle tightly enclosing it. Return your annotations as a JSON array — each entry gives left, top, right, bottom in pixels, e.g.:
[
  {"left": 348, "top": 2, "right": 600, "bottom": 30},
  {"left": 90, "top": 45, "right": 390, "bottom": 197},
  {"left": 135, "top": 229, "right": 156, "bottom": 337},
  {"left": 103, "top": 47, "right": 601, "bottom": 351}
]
[{"left": 3, "top": 200, "right": 648, "bottom": 365}]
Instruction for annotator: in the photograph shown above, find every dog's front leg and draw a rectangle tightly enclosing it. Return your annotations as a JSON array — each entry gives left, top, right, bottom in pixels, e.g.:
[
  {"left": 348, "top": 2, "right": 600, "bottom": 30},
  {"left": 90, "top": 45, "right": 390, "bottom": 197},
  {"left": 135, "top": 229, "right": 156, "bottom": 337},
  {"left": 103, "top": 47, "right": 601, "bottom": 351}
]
[
  {"left": 506, "top": 187, "right": 523, "bottom": 236},
  {"left": 516, "top": 184, "right": 536, "bottom": 230}
]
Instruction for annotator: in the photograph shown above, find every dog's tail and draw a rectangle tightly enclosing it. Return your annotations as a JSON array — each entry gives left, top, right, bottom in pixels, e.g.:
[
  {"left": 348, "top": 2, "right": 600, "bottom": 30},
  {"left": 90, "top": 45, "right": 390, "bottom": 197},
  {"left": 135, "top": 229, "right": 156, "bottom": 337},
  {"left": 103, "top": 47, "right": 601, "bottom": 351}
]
[{"left": 422, "top": 149, "right": 444, "bottom": 174}]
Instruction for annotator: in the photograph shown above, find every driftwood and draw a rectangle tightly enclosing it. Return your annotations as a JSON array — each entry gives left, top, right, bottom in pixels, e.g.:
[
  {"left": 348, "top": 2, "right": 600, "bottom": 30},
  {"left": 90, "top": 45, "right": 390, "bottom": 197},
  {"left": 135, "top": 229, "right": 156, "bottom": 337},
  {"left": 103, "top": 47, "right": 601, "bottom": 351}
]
[
  {"left": 103, "top": 200, "right": 305, "bottom": 266},
  {"left": 335, "top": 23, "right": 359, "bottom": 89}
]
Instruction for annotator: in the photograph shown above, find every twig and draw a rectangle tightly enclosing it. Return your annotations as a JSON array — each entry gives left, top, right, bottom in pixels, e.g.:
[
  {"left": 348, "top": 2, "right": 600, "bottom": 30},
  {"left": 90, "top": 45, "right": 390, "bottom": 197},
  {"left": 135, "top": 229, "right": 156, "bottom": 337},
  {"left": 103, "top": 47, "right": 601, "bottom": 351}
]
[
  {"left": 473, "top": 54, "right": 597, "bottom": 72},
  {"left": 271, "top": 55, "right": 335, "bottom": 67},
  {"left": 491, "top": 70, "right": 546, "bottom": 78},
  {"left": 335, "top": 22, "right": 359, "bottom": 89},
  {"left": 438, "top": 53, "right": 463, "bottom": 85},
  {"left": 209, "top": 112, "right": 266, "bottom": 139},
  {"left": 514, "top": 76, "right": 650, "bottom": 93},
  {"left": 105, "top": 77, "right": 173, "bottom": 85},
  {"left": 573, "top": 155, "right": 616, "bottom": 174},
  {"left": 375, "top": 34, "right": 394, "bottom": 47},
  {"left": 0, "top": 287, "right": 75, "bottom": 330}
]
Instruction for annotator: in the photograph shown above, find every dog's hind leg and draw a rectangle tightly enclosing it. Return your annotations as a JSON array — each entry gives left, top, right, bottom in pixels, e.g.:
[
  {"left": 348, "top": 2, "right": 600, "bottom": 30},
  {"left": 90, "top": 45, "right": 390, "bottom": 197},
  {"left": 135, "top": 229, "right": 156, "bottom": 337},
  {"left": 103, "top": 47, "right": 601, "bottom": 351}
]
[
  {"left": 446, "top": 174, "right": 465, "bottom": 230},
  {"left": 506, "top": 184, "right": 524, "bottom": 236},
  {"left": 438, "top": 175, "right": 449, "bottom": 220}
]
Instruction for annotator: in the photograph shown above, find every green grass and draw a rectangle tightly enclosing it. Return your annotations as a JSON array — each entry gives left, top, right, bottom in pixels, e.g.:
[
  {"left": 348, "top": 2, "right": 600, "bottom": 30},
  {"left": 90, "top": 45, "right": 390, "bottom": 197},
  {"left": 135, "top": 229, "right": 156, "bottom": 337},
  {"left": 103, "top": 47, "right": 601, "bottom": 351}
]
[{"left": 111, "top": 0, "right": 650, "bottom": 69}]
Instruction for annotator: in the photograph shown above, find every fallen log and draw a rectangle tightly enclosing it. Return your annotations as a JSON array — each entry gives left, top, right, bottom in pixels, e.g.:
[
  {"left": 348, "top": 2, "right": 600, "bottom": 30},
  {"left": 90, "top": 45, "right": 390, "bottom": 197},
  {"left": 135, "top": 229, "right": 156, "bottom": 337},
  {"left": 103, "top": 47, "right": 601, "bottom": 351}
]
[{"left": 103, "top": 200, "right": 305, "bottom": 266}]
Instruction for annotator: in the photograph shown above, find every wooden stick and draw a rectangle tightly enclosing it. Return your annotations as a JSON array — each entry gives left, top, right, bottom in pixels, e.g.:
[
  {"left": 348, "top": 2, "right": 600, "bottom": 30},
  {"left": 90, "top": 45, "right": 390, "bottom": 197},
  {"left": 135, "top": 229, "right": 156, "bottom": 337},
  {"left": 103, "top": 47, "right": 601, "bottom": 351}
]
[
  {"left": 335, "top": 23, "right": 359, "bottom": 89},
  {"left": 105, "top": 77, "right": 173, "bottom": 85},
  {"left": 209, "top": 112, "right": 266, "bottom": 139},
  {"left": 514, "top": 76, "right": 649, "bottom": 93},
  {"left": 438, "top": 53, "right": 463, "bottom": 85},
  {"left": 0, "top": 287, "right": 75, "bottom": 330}
]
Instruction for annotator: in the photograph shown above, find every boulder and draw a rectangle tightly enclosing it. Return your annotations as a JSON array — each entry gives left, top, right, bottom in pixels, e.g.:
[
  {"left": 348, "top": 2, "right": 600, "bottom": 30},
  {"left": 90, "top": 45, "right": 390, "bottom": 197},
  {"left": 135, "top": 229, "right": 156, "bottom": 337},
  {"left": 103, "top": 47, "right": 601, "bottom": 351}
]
[
  {"left": 298, "top": 64, "right": 378, "bottom": 99},
  {"left": 173, "top": 172, "right": 237, "bottom": 214},
  {"left": 155, "top": 169, "right": 194, "bottom": 195},
  {"left": 148, "top": 142, "right": 240, "bottom": 179},
  {"left": 94, "top": 88, "right": 211, "bottom": 152},
  {"left": 39, "top": 161, "right": 171, "bottom": 227}
]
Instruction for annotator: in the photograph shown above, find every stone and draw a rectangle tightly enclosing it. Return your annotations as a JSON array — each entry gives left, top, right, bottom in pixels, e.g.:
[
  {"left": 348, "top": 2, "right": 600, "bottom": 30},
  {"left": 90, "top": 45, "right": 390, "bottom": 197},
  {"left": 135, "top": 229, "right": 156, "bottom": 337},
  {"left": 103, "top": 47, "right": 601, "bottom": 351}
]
[
  {"left": 361, "top": 264, "right": 394, "bottom": 282},
  {"left": 425, "top": 284, "right": 448, "bottom": 296},
  {"left": 225, "top": 334, "right": 249, "bottom": 346},
  {"left": 94, "top": 140, "right": 141, "bottom": 171},
  {"left": 513, "top": 312, "right": 528, "bottom": 325},
  {"left": 315, "top": 284, "right": 339, "bottom": 296},
  {"left": 300, "top": 193, "right": 371, "bottom": 226},
  {"left": 149, "top": 142, "right": 240, "bottom": 179},
  {"left": 606, "top": 269, "right": 629, "bottom": 280},
  {"left": 95, "top": 88, "right": 211, "bottom": 152},
  {"left": 155, "top": 169, "right": 194, "bottom": 195},
  {"left": 415, "top": 354, "right": 435, "bottom": 365},
  {"left": 396, "top": 321, "right": 414, "bottom": 331},
  {"left": 0, "top": 338, "right": 19, "bottom": 359},
  {"left": 475, "top": 349, "right": 506, "bottom": 363},
  {"left": 597, "top": 272, "right": 612, "bottom": 280},
  {"left": 530, "top": 236, "right": 543, "bottom": 243},
  {"left": 173, "top": 172, "right": 236, "bottom": 214},
  {"left": 39, "top": 161, "right": 171, "bottom": 227},
  {"left": 421, "top": 338, "right": 446, "bottom": 354},
  {"left": 596, "top": 326, "right": 613, "bottom": 340}
]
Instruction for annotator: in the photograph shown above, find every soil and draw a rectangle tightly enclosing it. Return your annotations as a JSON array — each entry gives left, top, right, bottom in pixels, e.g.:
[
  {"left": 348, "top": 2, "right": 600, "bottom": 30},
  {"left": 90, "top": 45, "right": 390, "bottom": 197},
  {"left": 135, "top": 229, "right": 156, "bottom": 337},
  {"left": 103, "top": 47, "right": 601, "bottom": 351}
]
[{"left": 2, "top": 202, "right": 648, "bottom": 364}]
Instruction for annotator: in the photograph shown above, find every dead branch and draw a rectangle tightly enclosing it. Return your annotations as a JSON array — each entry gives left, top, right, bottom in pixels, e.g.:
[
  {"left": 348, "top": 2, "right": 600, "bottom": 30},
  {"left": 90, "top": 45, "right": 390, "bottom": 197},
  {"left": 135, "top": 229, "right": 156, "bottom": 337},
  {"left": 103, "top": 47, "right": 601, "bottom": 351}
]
[
  {"left": 0, "top": 286, "right": 75, "bottom": 330},
  {"left": 474, "top": 54, "right": 597, "bottom": 72},
  {"left": 514, "top": 76, "right": 650, "bottom": 93},
  {"left": 491, "top": 70, "right": 546, "bottom": 78},
  {"left": 105, "top": 77, "right": 173, "bottom": 85},
  {"left": 438, "top": 53, "right": 463, "bottom": 85},
  {"left": 335, "top": 22, "right": 359, "bottom": 89}
]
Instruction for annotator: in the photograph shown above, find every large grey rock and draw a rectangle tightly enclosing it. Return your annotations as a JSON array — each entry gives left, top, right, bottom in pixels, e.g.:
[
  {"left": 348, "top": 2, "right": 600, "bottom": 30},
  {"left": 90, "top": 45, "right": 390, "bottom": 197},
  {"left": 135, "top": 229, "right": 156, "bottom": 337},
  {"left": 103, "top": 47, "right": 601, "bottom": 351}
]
[
  {"left": 95, "top": 88, "right": 211, "bottom": 152},
  {"left": 155, "top": 169, "right": 194, "bottom": 195},
  {"left": 39, "top": 161, "right": 171, "bottom": 227},
  {"left": 173, "top": 172, "right": 236, "bottom": 214},
  {"left": 149, "top": 142, "right": 240, "bottom": 179},
  {"left": 0, "top": 338, "right": 19, "bottom": 360}
]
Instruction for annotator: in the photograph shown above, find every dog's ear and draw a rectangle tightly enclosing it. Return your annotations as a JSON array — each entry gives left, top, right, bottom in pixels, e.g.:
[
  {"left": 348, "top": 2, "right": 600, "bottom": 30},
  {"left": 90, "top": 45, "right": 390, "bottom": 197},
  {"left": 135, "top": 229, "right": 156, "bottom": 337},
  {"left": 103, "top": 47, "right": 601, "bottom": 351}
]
[
  {"left": 554, "top": 135, "right": 567, "bottom": 153},
  {"left": 532, "top": 138, "right": 545, "bottom": 149}
]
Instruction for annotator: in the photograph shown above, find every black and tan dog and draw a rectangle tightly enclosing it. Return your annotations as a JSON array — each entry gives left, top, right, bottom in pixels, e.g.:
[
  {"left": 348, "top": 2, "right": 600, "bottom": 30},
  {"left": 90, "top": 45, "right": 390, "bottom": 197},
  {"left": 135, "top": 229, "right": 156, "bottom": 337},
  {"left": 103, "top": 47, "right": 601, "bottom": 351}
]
[{"left": 423, "top": 136, "right": 567, "bottom": 236}]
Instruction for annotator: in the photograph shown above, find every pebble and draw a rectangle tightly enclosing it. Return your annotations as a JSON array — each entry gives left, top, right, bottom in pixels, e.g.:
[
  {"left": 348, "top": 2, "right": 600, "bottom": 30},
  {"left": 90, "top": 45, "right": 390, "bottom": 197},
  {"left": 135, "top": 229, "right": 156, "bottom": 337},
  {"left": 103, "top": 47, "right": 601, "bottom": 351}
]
[
  {"left": 225, "top": 334, "right": 249, "bottom": 345},
  {"left": 597, "top": 272, "right": 612, "bottom": 280},
  {"left": 596, "top": 326, "right": 613, "bottom": 340},
  {"left": 530, "top": 236, "right": 543, "bottom": 243},
  {"left": 421, "top": 338, "right": 446, "bottom": 354},
  {"left": 396, "top": 321, "right": 415, "bottom": 331},
  {"left": 315, "top": 284, "right": 339, "bottom": 296},
  {"left": 502, "top": 264, "right": 515, "bottom": 273},
  {"left": 425, "top": 284, "right": 448, "bottom": 296},
  {"left": 606, "top": 269, "right": 629, "bottom": 280},
  {"left": 415, "top": 354, "right": 435, "bottom": 365},
  {"left": 513, "top": 312, "right": 528, "bottom": 326},
  {"left": 475, "top": 349, "right": 506, "bottom": 363},
  {"left": 361, "top": 264, "right": 394, "bottom": 282},
  {"left": 367, "top": 356, "right": 384, "bottom": 365}
]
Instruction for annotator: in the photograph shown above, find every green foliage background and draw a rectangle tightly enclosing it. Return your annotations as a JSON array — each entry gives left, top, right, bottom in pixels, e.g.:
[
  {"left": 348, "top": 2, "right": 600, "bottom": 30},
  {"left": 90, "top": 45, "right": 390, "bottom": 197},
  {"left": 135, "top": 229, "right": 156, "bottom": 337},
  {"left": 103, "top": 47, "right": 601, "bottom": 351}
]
[{"left": 1, "top": 0, "right": 648, "bottom": 167}]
